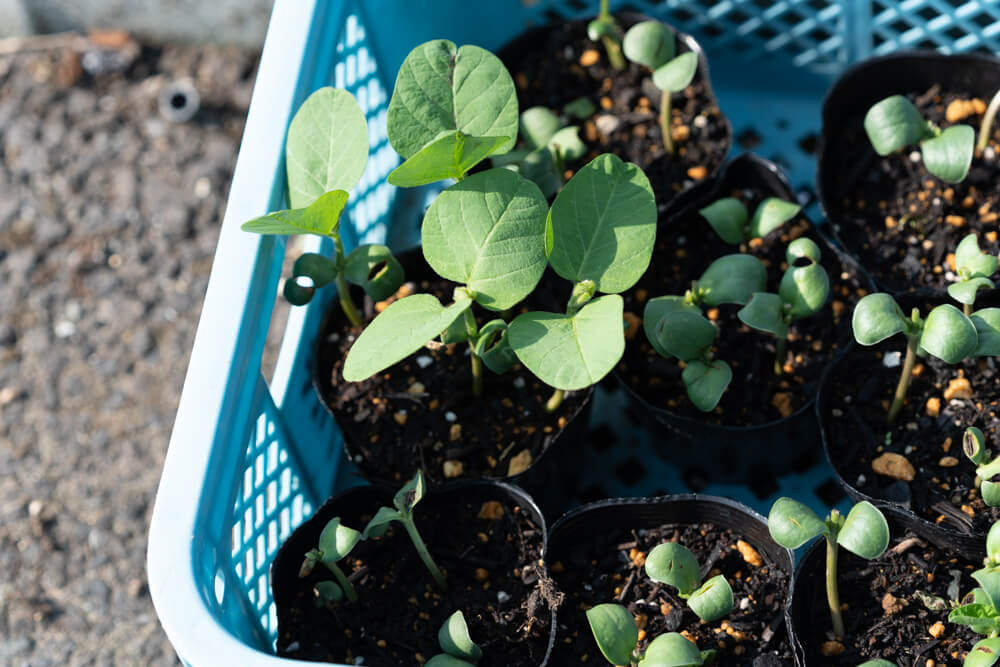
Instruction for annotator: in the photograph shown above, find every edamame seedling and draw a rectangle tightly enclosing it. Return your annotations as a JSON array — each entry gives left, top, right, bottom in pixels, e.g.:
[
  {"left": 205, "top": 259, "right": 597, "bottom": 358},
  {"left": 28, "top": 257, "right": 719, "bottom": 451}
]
[
  {"left": 299, "top": 516, "right": 362, "bottom": 603},
  {"left": 586, "top": 603, "right": 717, "bottom": 666}
]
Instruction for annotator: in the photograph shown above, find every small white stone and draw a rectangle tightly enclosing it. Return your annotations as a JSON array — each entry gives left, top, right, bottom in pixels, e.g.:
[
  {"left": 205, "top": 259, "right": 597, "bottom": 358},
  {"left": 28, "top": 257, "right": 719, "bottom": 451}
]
[
  {"left": 445, "top": 411, "right": 457, "bottom": 423},
  {"left": 944, "top": 271, "right": 957, "bottom": 281},
  {"left": 905, "top": 445, "right": 914, "bottom": 455},
  {"left": 28, "top": 500, "right": 43, "bottom": 517},
  {"left": 595, "top": 114, "right": 620, "bottom": 135},
  {"left": 194, "top": 177, "right": 212, "bottom": 199},
  {"left": 353, "top": 658, "right": 365, "bottom": 666},
  {"left": 54, "top": 320, "right": 75, "bottom": 338},
  {"left": 497, "top": 591, "right": 511, "bottom": 603},
  {"left": 416, "top": 355, "right": 433, "bottom": 369},
  {"left": 512, "top": 377, "right": 526, "bottom": 389},
  {"left": 856, "top": 474, "right": 867, "bottom": 486},
  {"left": 909, "top": 151, "right": 922, "bottom": 162},
  {"left": 739, "top": 597, "right": 751, "bottom": 610},
  {"left": 986, "top": 147, "right": 996, "bottom": 161},
  {"left": 882, "top": 351, "right": 901, "bottom": 368},
  {"left": 831, "top": 408, "right": 843, "bottom": 417},
  {"left": 286, "top": 642, "right": 300, "bottom": 652},
  {"left": 693, "top": 115, "right": 708, "bottom": 128},
  {"left": 65, "top": 300, "right": 82, "bottom": 320},
  {"left": 932, "top": 197, "right": 941, "bottom": 206},
  {"left": 354, "top": 455, "right": 364, "bottom": 463}
]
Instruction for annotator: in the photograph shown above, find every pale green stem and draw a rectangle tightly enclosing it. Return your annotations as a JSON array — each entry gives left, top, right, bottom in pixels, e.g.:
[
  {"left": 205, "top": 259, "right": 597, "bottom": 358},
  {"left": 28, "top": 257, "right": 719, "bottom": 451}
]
[
  {"left": 598, "top": 0, "right": 625, "bottom": 70},
  {"left": 887, "top": 336, "right": 919, "bottom": 425},
  {"left": 402, "top": 517, "right": 447, "bottom": 590},
  {"left": 333, "top": 235, "right": 363, "bottom": 328},
  {"left": 325, "top": 562, "right": 358, "bottom": 603},
  {"left": 774, "top": 336, "right": 788, "bottom": 376},
  {"left": 545, "top": 389, "right": 565, "bottom": 413},
  {"left": 826, "top": 537, "right": 845, "bottom": 640},
  {"left": 463, "top": 309, "right": 483, "bottom": 397},
  {"left": 661, "top": 90, "right": 674, "bottom": 155},
  {"left": 965, "top": 302, "right": 973, "bottom": 317},
  {"left": 978, "top": 88, "right": 1000, "bottom": 154}
]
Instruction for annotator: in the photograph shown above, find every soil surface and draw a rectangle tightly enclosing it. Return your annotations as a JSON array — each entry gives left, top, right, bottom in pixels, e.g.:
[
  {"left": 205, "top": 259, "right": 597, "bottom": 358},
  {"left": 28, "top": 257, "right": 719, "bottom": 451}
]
[
  {"left": 823, "top": 85, "right": 1000, "bottom": 293},
  {"left": 547, "top": 521, "right": 792, "bottom": 664},
  {"left": 275, "top": 486, "right": 558, "bottom": 666},
  {"left": 821, "top": 316, "right": 1000, "bottom": 535},
  {"left": 497, "top": 16, "right": 730, "bottom": 208},
  {"left": 316, "top": 257, "right": 588, "bottom": 487},
  {"left": 0, "top": 38, "right": 258, "bottom": 664},
  {"left": 795, "top": 532, "right": 978, "bottom": 665},
  {"left": 618, "top": 189, "right": 869, "bottom": 425}
]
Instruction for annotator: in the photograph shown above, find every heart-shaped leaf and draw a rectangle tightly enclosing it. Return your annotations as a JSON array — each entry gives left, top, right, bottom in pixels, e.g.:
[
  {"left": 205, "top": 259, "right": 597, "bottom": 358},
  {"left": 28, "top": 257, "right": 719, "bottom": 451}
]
[
  {"left": 652, "top": 52, "right": 698, "bottom": 93},
  {"left": 361, "top": 506, "right": 400, "bottom": 540},
  {"left": 547, "top": 154, "right": 657, "bottom": 293},
  {"left": 922, "top": 124, "right": 975, "bottom": 184},
  {"left": 638, "top": 632, "right": 703, "bottom": 667},
  {"left": 837, "top": 501, "right": 889, "bottom": 560},
  {"left": 343, "top": 244, "right": 405, "bottom": 301},
  {"left": 438, "top": 610, "right": 483, "bottom": 662},
  {"left": 864, "top": 95, "right": 927, "bottom": 156},
  {"left": 786, "top": 237, "right": 822, "bottom": 264},
  {"left": 586, "top": 603, "right": 637, "bottom": 666},
  {"left": 768, "top": 497, "right": 825, "bottom": 549},
  {"left": 748, "top": 197, "right": 801, "bottom": 239},
  {"left": 422, "top": 168, "right": 548, "bottom": 310},
  {"left": 388, "top": 131, "right": 508, "bottom": 187},
  {"left": 976, "top": 567, "right": 1000, "bottom": 609},
  {"left": 387, "top": 40, "right": 518, "bottom": 159},
  {"left": 966, "top": 638, "right": 1000, "bottom": 667},
  {"left": 343, "top": 294, "right": 473, "bottom": 381},
  {"left": 949, "top": 277, "right": 995, "bottom": 305},
  {"left": 973, "top": 308, "right": 1000, "bottom": 356},
  {"left": 920, "top": 303, "right": 977, "bottom": 363},
  {"left": 285, "top": 87, "right": 369, "bottom": 208},
  {"left": 852, "top": 293, "right": 906, "bottom": 345},
  {"left": 549, "top": 126, "right": 586, "bottom": 161},
  {"left": 779, "top": 261, "right": 830, "bottom": 319},
  {"left": 508, "top": 295, "right": 625, "bottom": 390},
  {"left": 622, "top": 20, "right": 675, "bottom": 69},
  {"left": 293, "top": 253, "right": 339, "bottom": 288},
  {"left": 241, "top": 190, "right": 349, "bottom": 236},
  {"left": 520, "top": 107, "right": 561, "bottom": 149},
  {"left": 699, "top": 197, "right": 747, "bottom": 245},
  {"left": 956, "top": 233, "right": 999, "bottom": 278},
  {"left": 681, "top": 359, "right": 732, "bottom": 412},
  {"left": 643, "top": 296, "right": 701, "bottom": 358},
  {"left": 738, "top": 292, "right": 788, "bottom": 337},
  {"left": 698, "top": 254, "right": 767, "bottom": 306},
  {"left": 687, "top": 574, "right": 734, "bottom": 622},
  {"left": 318, "top": 518, "right": 361, "bottom": 562},
  {"left": 645, "top": 542, "right": 701, "bottom": 595},
  {"left": 653, "top": 309, "right": 717, "bottom": 362}
]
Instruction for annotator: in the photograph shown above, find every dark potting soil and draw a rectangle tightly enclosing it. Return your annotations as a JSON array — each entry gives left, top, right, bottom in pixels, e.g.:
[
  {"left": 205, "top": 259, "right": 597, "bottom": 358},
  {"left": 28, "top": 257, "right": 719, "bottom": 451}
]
[
  {"left": 618, "top": 189, "right": 869, "bottom": 425},
  {"left": 276, "top": 488, "right": 558, "bottom": 665},
  {"left": 824, "top": 85, "right": 1000, "bottom": 293},
  {"left": 317, "top": 269, "right": 587, "bottom": 487},
  {"left": 797, "top": 532, "right": 978, "bottom": 665},
  {"left": 822, "top": 333, "right": 1000, "bottom": 536},
  {"left": 548, "top": 522, "right": 792, "bottom": 664},
  {"left": 497, "top": 17, "right": 730, "bottom": 207}
]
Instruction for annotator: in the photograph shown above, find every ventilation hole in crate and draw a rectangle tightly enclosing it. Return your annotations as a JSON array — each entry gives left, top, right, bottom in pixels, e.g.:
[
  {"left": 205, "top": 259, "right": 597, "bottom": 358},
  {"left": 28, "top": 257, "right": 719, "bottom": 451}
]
[
  {"left": 737, "top": 128, "right": 763, "bottom": 150},
  {"left": 808, "top": 27, "right": 832, "bottom": 43},
  {"left": 888, "top": 18, "right": 911, "bottom": 34},
  {"left": 726, "top": 8, "right": 750, "bottom": 24},
  {"left": 790, "top": 446, "right": 819, "bottom": 473},
  {"left": 615, "top": 457, "right": 647, "bottom": 486},
  {"left": 747, "top": 465, "right": 779, "bottom": 500},
  {"left": 944, "top": 25, "right": 967, "bottom": 41},
  {"left": 798, "top": 133, "right": 819, "bottom": 156},
  {"left": 682, "top": 466, "right": 709, "bottom": 492},
  {"left": 916, "top": 38, "right": 940, "bottom": 49},
  {"left": 916, "top": 5, "right": 938, "bottom": 21},
  {"left": 673, "top": 8, "right": 694, "bottom": 22},
  {"left": 778, "top": 11, "right": 804, "bottom": 27},
  {"left": 971, "top": 12, "right": 997, "bottom": 29},
  {"left": 701, "top": 23, "right": 724, "bottom": 38},
  {"left": 815, "top": 478, "right": 846, "bottom": 506},
  {"left": 806, "top": 0, "right": 830, "bottom": 9},
  {"left": 589, "top": 424, "right": 618, "bottom": 453},
  {"left": 756, "top": 25, "right": 778, "bottom": 40}
]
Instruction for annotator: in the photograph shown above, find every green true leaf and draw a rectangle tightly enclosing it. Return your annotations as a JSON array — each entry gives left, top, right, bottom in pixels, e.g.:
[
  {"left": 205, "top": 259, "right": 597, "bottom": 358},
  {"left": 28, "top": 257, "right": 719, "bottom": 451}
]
[
  {"left": 241, "top": 190, "right": 349, "bottom": 237},
  {"left": 425, "top": 655, "right": 477, "bottom": 667},
  {"left": 919, "top": 304, "right": 978, "bottom": 364},
  {"left": 949, "top": 277, "right": 996, "bottom": 306},
  {"left": 975, "top": 567, "right": 1000, "bottom": 612},
  {"left": 388, "top": 131, "right": 508, "bottom": 187},
  {"left": 293, "top": 253, "right": 339, "bottom": 288},
  {"left": 966, "top": 638, "right": 1000, "bottom": 667},
  {"left": 638, "top": 632, "right": 704, "bottom": 667},
  {"left": 343, "top": 294, "right": 472, "bottom": 381},
  {"left": 786, "top": 237, "right": 822, "bottom": 264},
  {"left": 387, "top": 40, "right": 518, "bottom": 160},
  {"left": 687, "top": 574, "right": 734, "bottom": 622},
  {"left": 394, "top": 469, "right": 426, "bottom": 512},
  {"left": 283, "top": 278, "right": 315, "bottom": 306},
  {"left": 361, "top": 506, "right": 400, "bottom": 540},
  {"left": 699, "top": 197, "right": 748, "bottom": 245},
  {"left": 508, "top": 295, "right": 625, "bottom": 390},
  {"left": 767, "top": 497, "right": 825, "bottom": 549},
  {"left": 549, "top": 126, "right": 587, "bottom": 161},
  {"left": 779, "top": 261, "right": 830, "bottom": 319},
  {"left": 836, "top": 501, "right": 889, "bottom": 560},
  {"left": 737, "top": 292, "right": 788, "bottom": 337},
  {"left": 852, "top": 293, "right": 906, "bottom": 346},
  {"left": 748, "top": 197, "right": 801, "bottom": 239},
  {"left": 973, "top": 308, "right": 1000, "bottom": 356},
  {"left": 698, "top": 254, "right": 767, "bottom": 306},
  {"left": 474, "top": 320, "right": 518, "bottom": 374},
  {"left": 438, "top": 610, "right": 483, "bottom": 662},
  {"left": 645, "top": 542, "right": 701, "bottom": 595},
  {"left": 564, "top": 96, "right": 597, "bottom": 119},
  {"left": 922, "top": 124, "right": 975, "bottom": 184},
  {"left": 643, "top": 296, "right": 701, "bottom": 358},
  {"left": 313, "top": 580, "right": 343, "bottom": 604},
  {"left": 653, "top": 52, "right": 698, "bottom": 93},
  {"left": 520, "top": 107, "right": 561, "bottom": 150},
  {"left": 622, "top": 20, "right": 675, "bottom": 69},
  {"left": 864, "top": 95, "right": 927, "bottom": 156},
  {"left": 318, "top": 518, "right": 361, "bottom": 562},
  {"left": 653, "top": 309, "right": 717, "bottom": 362},
  {"left": 546, "top": 154, "right": 657, "bottom": 293},
  {"left": 682, "top": 359, "right": 732, "bottom": 412},
  {"left": 586, "top": 603, "right": 637, "bottom": 666},
  {"left": 949, "top": 603, "right": 1000, "bottom": 637},
  {"left": 956, "top": 234, "right": 999, "bottom": 278},
  {"left": 989, "top": 522, "right": 1000, "bottom": 565},
  {"left": 984, "top": 481, "right": 1000, "bottom": 508},
  {"left": 422, "top": 169, "right": 548, "bottom": 310},
  {"left": 285, "top": 87, "right": 369, "bottom": 209},
  {"left": 342, "top": 244, "right": 405, "bottom": 301}
]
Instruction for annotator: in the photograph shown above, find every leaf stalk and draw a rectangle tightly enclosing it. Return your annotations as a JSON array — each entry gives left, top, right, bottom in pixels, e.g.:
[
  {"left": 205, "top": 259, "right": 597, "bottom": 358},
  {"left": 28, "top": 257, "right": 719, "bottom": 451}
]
[{"left": 888, "top": 335, "right": 919, "bottom": 424}]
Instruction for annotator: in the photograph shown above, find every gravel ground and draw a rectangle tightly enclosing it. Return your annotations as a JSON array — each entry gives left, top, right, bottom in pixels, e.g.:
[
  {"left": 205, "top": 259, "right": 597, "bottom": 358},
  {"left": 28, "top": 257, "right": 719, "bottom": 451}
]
[{"left": 0, "top": 38, "right": 259, "bottom": 665}]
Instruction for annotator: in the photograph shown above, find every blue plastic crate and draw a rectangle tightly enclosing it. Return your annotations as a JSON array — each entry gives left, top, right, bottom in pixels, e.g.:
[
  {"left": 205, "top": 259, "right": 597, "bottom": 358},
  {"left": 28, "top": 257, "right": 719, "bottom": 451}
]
[{"left": 146, "top": 1, "right": 1000, "bottom": 664}]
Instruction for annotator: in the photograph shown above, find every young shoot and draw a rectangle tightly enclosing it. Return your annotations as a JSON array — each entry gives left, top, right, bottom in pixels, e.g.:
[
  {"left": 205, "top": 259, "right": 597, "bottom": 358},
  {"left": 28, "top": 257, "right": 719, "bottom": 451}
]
[
  {"left": 643, "top": 254, "right": 768, "bottom": 411},
  {"left": 738, "top": 238, "right": 830, "bottom": 375},
  {"left": 963, "top": 427, "right": 1000, "bottom": 508},
  {"left": 492, "top": 106, "right": 587, "bottom": 197},
  {"left": 240, "top": 87, "right": 404, "bottom": 322},
  {"left": 852, "top": 292, "right": 998, "bottom": 424},
  {"left": 978, "top": 88, "right": 1000, "bottom": 154},
  {"left": 698, "top": 196, "right": 802, "bottom": 246},
  {"left": 587, "top": 0, "right": 625, "bottom": 70},
  {"left": 949, "top": 521, "right": 1000, "bottom": 666},
  {"left": 949, "top": 233, "right": 999, "bottom": 316},
  {"left": 768, "top": 498, "right": 889, "bottom": 640},
  {"left": 645, "top": 542, "right": 734, "bottom": 622},
  {"left": 622, "top": 20, "right": 698, "bottom": 155},
  {"left": 299, "top": 517, "right": 361, "bottom": 603},
  {"left": 586, "top": 603, "right": 716, "bottom": 666},
  {"left": 864, "top": 94, "right": 975, "bottom": 184},
  {"left": 362, "top": 470, "right": 447, "bottom": 589},
  {"left": 426, "top": 610, "right": 483, "bottom": 667}
]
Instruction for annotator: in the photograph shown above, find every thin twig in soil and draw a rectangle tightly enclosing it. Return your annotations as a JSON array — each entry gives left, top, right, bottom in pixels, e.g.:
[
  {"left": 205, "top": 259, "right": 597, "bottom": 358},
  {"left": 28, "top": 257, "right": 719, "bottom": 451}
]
[
  {"left": 761, "top": 610, "right": 784, "bottom": 644},
  {"left": 616, "top": 570, "right": 636, "bottom": 602},
  {"left": 889, "top": 536, "right": 924, "bottom": 556}
]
